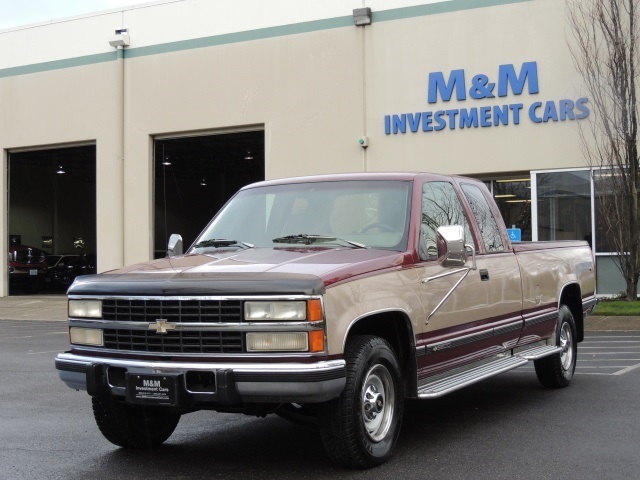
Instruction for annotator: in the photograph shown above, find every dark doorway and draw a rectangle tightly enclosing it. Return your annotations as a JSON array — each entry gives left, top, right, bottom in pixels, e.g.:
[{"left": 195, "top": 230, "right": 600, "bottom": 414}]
[
  {"left": 154, "top": 131, "right": 265, "bottom": 258},
  {"left": 8, "top": 145, "right": 97, "bottom": 294}
]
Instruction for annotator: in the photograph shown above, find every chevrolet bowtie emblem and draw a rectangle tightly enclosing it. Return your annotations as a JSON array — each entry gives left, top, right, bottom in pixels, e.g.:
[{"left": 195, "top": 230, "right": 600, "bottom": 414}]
[{"left": 148, "top": 319, "right": 176, "bottom": 334}]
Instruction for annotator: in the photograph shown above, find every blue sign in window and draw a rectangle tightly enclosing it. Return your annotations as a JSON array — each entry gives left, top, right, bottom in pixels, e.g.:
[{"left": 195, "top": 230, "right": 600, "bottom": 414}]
[{"left": 507, "top": 228, "right": 522, "bottom": 242}]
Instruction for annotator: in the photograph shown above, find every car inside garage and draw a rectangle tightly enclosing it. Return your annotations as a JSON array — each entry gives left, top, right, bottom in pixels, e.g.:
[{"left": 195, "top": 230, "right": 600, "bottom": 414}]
[{"left": 8, "top": 145, "right": 96, "bottom": 294}]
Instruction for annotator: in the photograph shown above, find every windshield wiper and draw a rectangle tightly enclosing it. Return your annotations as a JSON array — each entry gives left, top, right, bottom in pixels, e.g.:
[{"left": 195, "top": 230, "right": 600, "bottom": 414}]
[
  {"left": 272, "top": 234, "right": 367, "bottom": 249},
  {"left": 193, "top": 239, "right": 254, "bottom": 249}
]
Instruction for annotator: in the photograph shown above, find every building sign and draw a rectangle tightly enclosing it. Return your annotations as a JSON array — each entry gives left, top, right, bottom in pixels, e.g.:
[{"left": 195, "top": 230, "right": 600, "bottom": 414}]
[{"left": 384, "top": 62, "right": 590, "bottom": 135}]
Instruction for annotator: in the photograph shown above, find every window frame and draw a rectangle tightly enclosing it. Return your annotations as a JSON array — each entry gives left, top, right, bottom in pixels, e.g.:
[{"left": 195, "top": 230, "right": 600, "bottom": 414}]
[{"left": 419, "top": 180, "right": 479, "bottom": 261}]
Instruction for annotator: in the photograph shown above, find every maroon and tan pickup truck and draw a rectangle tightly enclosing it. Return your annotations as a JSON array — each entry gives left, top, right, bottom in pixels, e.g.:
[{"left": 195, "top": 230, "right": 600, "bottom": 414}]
[{"left": 55, "top": 173, "right": 597, "bottom": 468}]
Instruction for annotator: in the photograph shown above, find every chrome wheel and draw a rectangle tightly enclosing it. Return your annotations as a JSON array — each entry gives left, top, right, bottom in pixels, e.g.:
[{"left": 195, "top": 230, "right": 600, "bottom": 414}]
[
  {"left": 559, "top": 321, "right": 574, "bottom": 371},
  {"left": 361, "top": 364, "right": 395, "bottom": 442},
  {"left": 534, "top": 304, "right": 577, "bottom": 388}
]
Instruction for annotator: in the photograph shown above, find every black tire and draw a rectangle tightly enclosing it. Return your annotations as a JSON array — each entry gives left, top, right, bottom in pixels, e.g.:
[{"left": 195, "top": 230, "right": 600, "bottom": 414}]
[
  {"left": 92, "top": 396, "right": 181, "bottom": 448},
  {"left": 534, "top": 304, "right": 577, "bottom": 388},
  {"left": 275, "top": 403, "right": 319, "bottom": 427},
  {"left": 319, "top": 335, "right": 404, "bottom": 469}
]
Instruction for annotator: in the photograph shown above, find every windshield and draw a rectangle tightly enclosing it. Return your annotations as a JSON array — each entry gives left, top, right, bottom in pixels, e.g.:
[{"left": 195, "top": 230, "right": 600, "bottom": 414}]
[{"left": 191, "top": 180, "right": 412, "bottom": 252}]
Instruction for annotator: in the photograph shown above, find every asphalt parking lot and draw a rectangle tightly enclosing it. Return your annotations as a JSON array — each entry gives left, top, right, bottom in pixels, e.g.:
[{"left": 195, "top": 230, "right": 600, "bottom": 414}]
[
  {"left": 1, "top": 319, "right": 640, "bottom": 479},
  {"left": 576, "top": 333, "right": 640, "bottom": 376}
]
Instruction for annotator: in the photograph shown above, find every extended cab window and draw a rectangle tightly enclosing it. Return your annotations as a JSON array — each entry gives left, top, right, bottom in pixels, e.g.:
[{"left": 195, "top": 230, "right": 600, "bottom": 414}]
[
  {"left": 420, "top": 181, "right": 476, "bottom": 261},
  {"left": 461, "top": 183, "right": 505, "bottom": 253}
]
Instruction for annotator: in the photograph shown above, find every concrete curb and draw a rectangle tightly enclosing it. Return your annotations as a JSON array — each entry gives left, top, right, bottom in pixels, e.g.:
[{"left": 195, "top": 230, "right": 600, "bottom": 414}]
[{"left": 585, "top": 315, "right": 640, "bottom": 332}]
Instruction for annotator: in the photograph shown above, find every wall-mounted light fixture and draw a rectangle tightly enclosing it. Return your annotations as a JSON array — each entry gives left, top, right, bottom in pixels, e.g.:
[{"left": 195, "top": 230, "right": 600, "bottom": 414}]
[
  {"left": 56, "top": 165, "right": 65, "bottom": 174},
  {"left": 244, "top": 150, "right": 253, "bottom": 160},
  {"left": 108, "top": 28, "right": 130, "bottom": 48},
  {"left": 200, "top": 178, "right": 207, "bottom": 186},
  {"left": 353, "top": 8, "right": 372, "bottom": 26}
]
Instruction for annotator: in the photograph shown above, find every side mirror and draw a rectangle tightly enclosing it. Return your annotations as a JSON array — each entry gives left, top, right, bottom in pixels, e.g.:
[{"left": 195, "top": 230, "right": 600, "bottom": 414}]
[
  {"left": 436, "top": 226, "right": 467, "bottom": 267},
  {"left": 167, "top": 234, "right": 183, "bottom": 257}
]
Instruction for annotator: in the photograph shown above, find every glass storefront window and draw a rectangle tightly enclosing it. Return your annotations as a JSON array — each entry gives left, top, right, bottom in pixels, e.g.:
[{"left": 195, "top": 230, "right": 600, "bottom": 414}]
[
  {"left": 492, "top": 177, "right": 532, "bottom": 241},
  {"left": 536, "top": 171, "right": 592, "bottom": 244},
  {"left": 592, "top": 169, "right": 619, "bottom": 253}
]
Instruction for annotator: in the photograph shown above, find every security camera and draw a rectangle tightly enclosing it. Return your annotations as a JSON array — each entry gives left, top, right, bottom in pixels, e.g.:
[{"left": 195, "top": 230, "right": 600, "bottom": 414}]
[{"left": 108, "top": 29, "right": 130, "bottom": 47}]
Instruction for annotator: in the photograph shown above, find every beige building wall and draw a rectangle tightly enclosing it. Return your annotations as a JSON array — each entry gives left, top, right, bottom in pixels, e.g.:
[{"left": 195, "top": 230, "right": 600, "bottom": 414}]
[
  {"left": 0, "top": 0, "right": 589, "bottom": 296},
  {"left": 365, "top": 0, "right": 588, "bottom": 174},
  {"left": 123, "top": 27, "right": 365, "bottom": 264},
  {"left": 0, "top": 62, "right": 126, "bottom": 294}
]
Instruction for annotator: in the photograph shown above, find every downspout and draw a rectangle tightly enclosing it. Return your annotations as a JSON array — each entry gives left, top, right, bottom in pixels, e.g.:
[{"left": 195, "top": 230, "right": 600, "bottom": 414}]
[
  {"left": 353, "top": 6, "right": 371, "bottom": 172},
  {"left": 109, "top": 28, "right": 129, "bottom": 269}
]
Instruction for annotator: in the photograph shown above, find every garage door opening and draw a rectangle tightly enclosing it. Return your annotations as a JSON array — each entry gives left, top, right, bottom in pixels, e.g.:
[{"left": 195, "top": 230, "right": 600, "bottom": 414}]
[
  {"left": 154, "top": 130, "right": 265, "bottom": 258},
  {"left": 8, "top": 145, "right": 97, "bottom": 295}
]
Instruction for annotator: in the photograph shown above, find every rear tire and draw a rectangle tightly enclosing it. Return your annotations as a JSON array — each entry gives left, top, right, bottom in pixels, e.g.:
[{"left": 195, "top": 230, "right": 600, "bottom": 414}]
[
  {"left": 92, "top": 396, "right": 181, "bottom": 448},
  {"left": 319, "top": 335, "right": 403, "bottom": 468},
  {"left": 534, "top": 304, "right": 577, "bottom": 388}
]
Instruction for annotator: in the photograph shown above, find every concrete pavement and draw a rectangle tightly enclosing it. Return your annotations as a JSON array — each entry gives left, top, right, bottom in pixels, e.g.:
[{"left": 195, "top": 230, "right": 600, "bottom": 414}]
[
  {"left": 0, "top": 295, "right": 67, "bottom": 321},
  {"left": 584, "top": 315, "right": 640, "bottom": 332},
  {"left": 0, "top": 295, "right": 639, "bottom": 331}
]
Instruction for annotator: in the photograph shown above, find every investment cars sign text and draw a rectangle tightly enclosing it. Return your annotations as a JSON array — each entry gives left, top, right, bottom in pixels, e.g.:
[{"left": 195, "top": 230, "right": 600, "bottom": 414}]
[{"left": 384, "top": 61, "right": 589, "bottom": 135}]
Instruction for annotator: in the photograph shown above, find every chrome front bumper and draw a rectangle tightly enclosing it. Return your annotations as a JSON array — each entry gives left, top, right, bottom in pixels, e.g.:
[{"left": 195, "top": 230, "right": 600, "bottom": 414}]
[{"left": 55, "top": 352, "right": 346, "bottom": 405}]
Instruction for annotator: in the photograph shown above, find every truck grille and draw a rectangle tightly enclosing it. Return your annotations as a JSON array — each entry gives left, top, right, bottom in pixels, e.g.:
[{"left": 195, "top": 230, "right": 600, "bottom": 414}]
[
  {"left": 103, "top": 329, "right": 244, "bottom": 354},
  {"left": 102, "top": 299, "right": 243, "bottom": 323}
]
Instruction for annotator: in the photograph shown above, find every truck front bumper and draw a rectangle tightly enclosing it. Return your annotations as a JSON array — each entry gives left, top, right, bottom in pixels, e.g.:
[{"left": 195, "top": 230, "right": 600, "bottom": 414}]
[{"left": 55, "top": 352, "right": 346, "bottom": 405}]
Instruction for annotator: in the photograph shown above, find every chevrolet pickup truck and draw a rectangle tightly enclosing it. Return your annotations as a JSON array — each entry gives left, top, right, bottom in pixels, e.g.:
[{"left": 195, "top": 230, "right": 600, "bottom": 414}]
[{"left": 55, "top": 173, "right": 597, "bottom": 468}]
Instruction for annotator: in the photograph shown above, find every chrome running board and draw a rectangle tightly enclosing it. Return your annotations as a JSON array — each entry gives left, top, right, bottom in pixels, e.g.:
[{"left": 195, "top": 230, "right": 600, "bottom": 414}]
[
  {"left": 417, "top": 343, "right": 562, "bottom": 399},
  {"left": 515, "top": 344, "right": 562, "bottom": 360},
  {"left": 418, "top": 356, "right": 528, "bottom": 399}
]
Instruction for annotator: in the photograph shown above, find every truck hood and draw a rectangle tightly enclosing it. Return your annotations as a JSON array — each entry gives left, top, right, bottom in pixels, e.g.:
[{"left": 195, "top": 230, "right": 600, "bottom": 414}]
[{"left": 68, "top": 247, "right": 408, "bottom": 296}]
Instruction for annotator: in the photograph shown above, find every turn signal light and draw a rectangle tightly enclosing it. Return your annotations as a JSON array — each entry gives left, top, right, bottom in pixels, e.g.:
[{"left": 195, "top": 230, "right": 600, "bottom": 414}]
[
  {"left": 309, "top": 330, "right": 325, "bottom": 352},
  {"left": 307, "top": 299, "right": 323, "bottom": 322}
]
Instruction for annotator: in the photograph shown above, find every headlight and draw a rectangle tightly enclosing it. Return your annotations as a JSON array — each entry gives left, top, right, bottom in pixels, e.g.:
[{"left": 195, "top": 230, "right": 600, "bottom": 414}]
[
  {"left": 68, "top": 299, "right": 102, "bottom": 318},
  {"left": 69, "top": 327, "right": 104, "bottom": 346},
  {"left": 246, "top": 332, "right": 308, "bottom": 352},
  {"left": 244, "top": 301, "right": 306, "bottom": 321}
]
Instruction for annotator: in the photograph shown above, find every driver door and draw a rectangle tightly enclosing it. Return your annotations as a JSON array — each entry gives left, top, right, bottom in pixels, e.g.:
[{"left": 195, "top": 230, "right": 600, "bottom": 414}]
[{"left": 416, "top": 180, "right": 498, "bottom": 378}]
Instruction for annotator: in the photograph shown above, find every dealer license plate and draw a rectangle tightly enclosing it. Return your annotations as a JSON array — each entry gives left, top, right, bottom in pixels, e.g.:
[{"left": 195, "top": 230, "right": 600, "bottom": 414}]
[{"left": 126, "top": 374, "right": 177, "bottom": 406}]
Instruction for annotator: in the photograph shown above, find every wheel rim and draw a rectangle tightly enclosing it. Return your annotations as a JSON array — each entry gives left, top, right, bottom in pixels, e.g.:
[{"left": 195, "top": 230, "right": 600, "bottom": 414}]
[
  {"left": 559, "top": 321, "right": 574, "bottom": 371},
  {"left": 360, "top": 364, "right": 395, "bottom": 442}
]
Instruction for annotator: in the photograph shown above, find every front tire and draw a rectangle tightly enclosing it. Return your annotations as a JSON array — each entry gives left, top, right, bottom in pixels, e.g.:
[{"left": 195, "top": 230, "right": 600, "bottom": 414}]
[
  {"left": 319, "top": 335, "right": 404, "bottom": 468},
  {"left": 92, "top": 396, "right": 181, "bottom": 448},
  {"left": 534, "top": 304, "right": 577, "bottom": 388}
]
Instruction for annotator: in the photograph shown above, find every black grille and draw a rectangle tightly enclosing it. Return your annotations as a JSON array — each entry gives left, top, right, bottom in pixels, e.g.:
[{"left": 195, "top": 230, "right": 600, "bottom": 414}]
[
  {"left": 102, "top": 299, "right": 242, "bottom": 323},
  {"left": 103, "top": 329, "right": 244, "bottom": 354}
]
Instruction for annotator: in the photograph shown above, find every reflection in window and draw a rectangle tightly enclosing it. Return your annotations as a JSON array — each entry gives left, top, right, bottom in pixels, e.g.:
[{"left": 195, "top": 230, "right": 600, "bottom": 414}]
[
  {"left": 421, "top": 182, "right": 475, "bottom": 260},
  {"left": 593, "top": 169, "right": 620, "bottom": 253},
  {"left": 197, "top": 180, "right": 411, "bottom": 250},
  {"left": 537, "top": 171, "right": 591, "bottom": 243},
  {"left": 461, "top": 184, "right": 505, "bottom": 252},
  {"left": 492, "top": 177, "right": 532, "bottom": 241}
]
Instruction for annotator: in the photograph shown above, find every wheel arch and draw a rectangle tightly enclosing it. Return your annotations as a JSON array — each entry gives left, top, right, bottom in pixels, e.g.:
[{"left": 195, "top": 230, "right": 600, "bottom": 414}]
[
  {"left": 559, "top": 282, "right": 584, "bottom": 342},
  {"left": 344, "top": 310, "right": 417, "bottom": 397}
]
